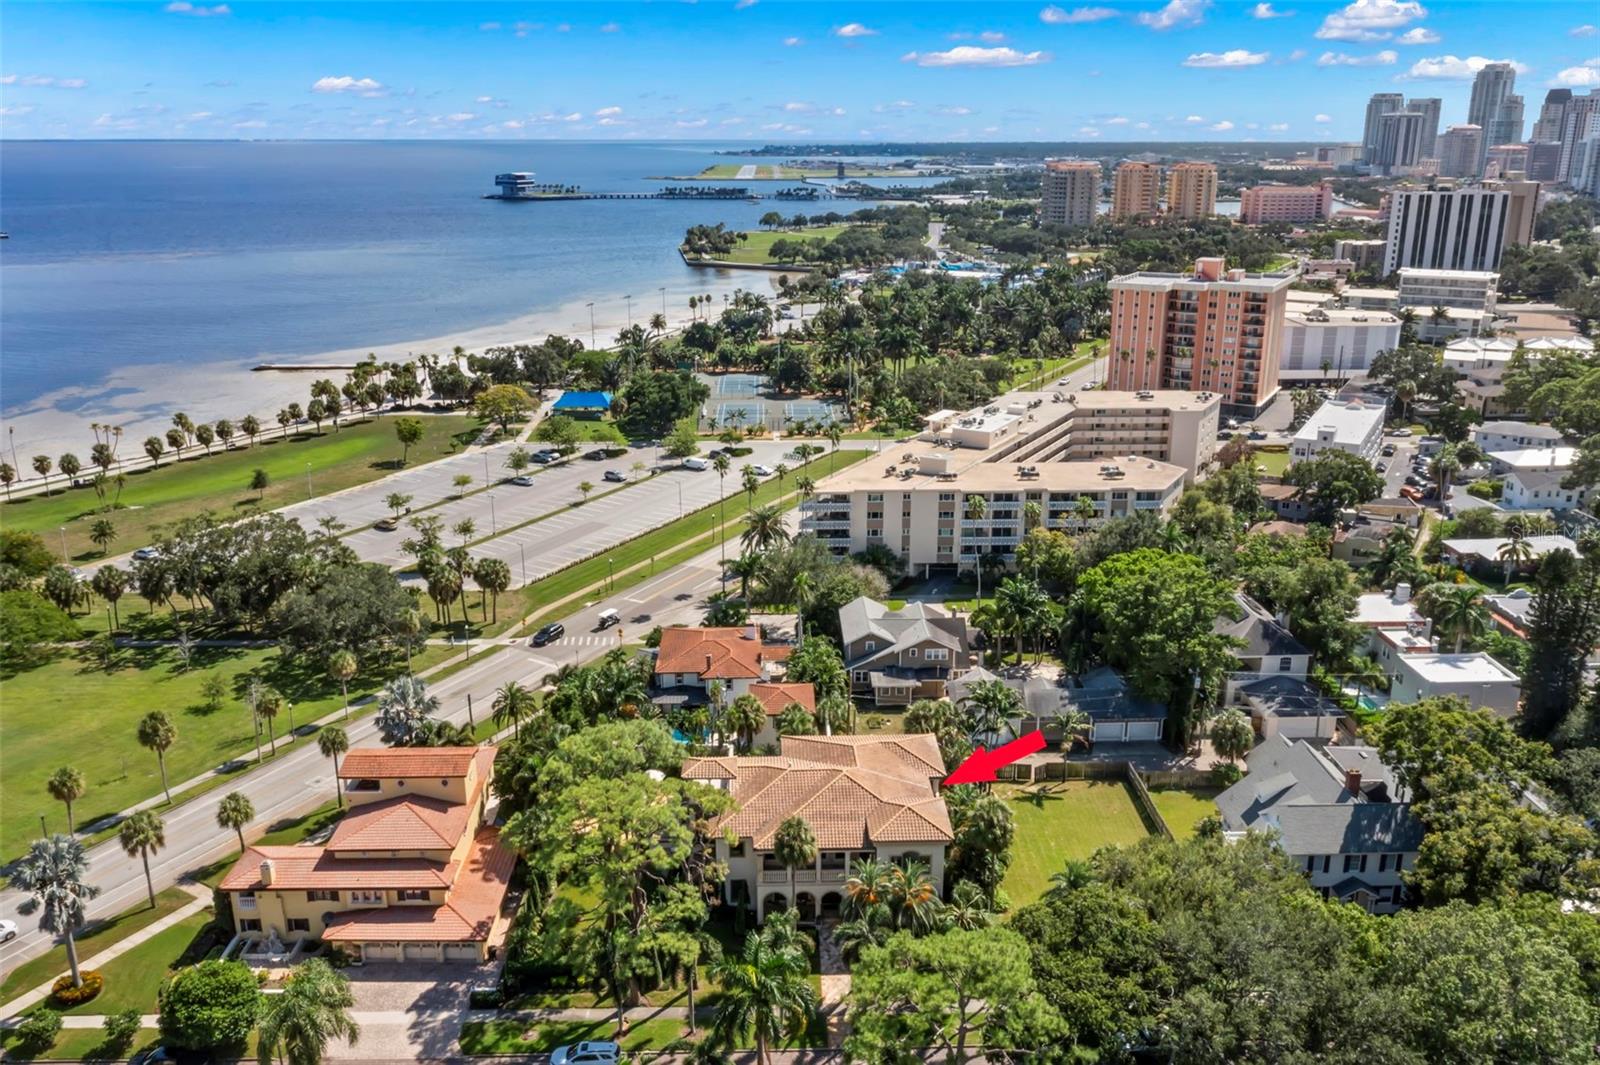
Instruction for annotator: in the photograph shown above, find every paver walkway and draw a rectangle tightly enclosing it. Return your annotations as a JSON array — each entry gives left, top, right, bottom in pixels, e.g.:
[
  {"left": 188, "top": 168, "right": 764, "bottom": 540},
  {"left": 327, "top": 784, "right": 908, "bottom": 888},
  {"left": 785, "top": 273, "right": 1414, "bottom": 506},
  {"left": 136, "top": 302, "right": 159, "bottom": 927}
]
[
  {"left": 0, "top": 882, "right": 212, "bottom": 1018},
  {"left": 815, "top": 923, "right": 851, "bottom": 1049}
]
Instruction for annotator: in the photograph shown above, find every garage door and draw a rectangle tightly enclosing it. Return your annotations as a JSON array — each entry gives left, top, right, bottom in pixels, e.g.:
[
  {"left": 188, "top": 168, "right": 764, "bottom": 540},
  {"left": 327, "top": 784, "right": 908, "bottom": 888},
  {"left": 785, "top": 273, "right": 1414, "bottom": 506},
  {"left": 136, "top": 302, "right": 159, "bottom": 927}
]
[
  {"left": 1126, "top": 721, "right": 1162, "bottom": 741},
  {"left": 1092, "top": 722, "right": 1126, "bottom": 742},
  {"left": 403, "top": 943, "right": 436, "bottom": 961},
  {"left": 363, "top": 943, "right": 400, "bottom": 961},
  {"left": 443, "top": 943, "right": 480, "bottom": 962}
]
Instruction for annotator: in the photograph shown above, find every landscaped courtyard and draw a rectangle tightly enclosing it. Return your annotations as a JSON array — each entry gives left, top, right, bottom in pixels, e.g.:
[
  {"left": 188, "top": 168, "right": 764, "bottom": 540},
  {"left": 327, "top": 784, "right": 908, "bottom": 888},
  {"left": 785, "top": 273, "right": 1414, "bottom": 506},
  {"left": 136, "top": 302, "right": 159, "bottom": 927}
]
[{"left": 997, "top": 780, "right": 1156, "bottom": 908}]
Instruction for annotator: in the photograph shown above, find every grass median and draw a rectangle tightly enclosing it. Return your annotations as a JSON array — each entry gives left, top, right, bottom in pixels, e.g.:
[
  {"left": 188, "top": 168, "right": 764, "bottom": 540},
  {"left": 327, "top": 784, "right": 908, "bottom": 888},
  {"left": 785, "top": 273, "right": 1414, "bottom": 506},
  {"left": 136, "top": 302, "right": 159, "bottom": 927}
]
[{"left": 1, "top": 415, "right": 480, "bottom": 560}]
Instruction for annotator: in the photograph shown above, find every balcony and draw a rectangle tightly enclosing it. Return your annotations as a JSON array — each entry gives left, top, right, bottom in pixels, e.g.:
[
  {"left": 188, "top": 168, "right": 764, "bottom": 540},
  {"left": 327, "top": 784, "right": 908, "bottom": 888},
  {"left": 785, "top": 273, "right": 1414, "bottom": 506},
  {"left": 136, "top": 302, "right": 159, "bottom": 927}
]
[
  {"left": 236, "top": 896, "right": 258, "bottom": 911},
  {"left": 800, "top": 517, "right": 851, "bottom": 530}
]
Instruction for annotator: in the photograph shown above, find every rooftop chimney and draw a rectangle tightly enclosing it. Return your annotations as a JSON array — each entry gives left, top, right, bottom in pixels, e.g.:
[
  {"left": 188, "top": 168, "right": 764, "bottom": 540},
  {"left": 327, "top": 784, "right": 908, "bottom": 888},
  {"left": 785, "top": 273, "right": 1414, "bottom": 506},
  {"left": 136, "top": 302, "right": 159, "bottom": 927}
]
[
  {"left": 1344, "top": 768, "right": 1362, "bottom": 796},
  {"left": 1394, "top": 582, "right": 1411, "bottom": 603},
  {"left": 259, "top": 859, "right": 276, "bottom": 886},
  {"left": 744, "top": 623, "right": 759, "bottom": 642}
]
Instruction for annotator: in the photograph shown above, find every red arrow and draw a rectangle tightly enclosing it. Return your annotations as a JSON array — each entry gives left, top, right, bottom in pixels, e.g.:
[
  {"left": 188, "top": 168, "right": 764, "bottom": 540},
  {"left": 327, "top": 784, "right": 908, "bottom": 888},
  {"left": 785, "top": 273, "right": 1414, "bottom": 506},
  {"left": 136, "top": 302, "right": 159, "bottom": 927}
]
[{"left": 943, "top": 730, "right": 1047, "bottom": 787}]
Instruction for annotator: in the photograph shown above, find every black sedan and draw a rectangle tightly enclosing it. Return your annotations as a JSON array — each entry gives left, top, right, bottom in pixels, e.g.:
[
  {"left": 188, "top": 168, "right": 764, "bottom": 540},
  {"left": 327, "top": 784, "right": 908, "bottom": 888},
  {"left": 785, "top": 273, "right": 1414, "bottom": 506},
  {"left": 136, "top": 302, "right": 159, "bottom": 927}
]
[{"left": 530, "top": 622, "right": 565, "bottom": 647}]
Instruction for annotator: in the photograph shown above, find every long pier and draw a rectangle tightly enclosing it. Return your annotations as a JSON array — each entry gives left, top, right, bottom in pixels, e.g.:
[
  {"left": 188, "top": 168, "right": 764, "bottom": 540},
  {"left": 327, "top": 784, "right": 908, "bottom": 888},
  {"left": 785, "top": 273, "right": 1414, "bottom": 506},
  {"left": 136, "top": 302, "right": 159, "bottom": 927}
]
[{"left": 485, "top": 185, "right": 842, "bottom": 203}]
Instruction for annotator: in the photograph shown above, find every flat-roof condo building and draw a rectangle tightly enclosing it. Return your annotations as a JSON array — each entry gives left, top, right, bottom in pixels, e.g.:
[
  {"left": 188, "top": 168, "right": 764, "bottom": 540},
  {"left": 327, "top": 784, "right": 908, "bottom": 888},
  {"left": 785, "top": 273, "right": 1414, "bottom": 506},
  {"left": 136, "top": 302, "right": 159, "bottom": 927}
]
[
  {"left": 1239, "top": 182, "right": 1333, "bottom": 224},
  {"left": 1280, "top": 304, "right": 1401, "bottom": 382},
  {"left": 1111, "top": 161, "right": 1162, "bottom": 219},
  {"left": 1436, "top": 125, "right": 1484, "bottom": 179},
  {"left": 1165, "top": 162, "right": 1217, "bottom": 219},
  {"left": 1291, "top": 398, "right": 1386, "bottom": 463},
  {"left": 1041, "top": 160, "right": 1101, "bottom": 228},
  {"left": 799, "top": 389, "right": 1220, "bottom": 576},
  {"left": 1382, "top": 185, "right": 1511, "bottom": 274},
  {"left": 1106, "top": 256, "right": 1295, "bottom": 417}
]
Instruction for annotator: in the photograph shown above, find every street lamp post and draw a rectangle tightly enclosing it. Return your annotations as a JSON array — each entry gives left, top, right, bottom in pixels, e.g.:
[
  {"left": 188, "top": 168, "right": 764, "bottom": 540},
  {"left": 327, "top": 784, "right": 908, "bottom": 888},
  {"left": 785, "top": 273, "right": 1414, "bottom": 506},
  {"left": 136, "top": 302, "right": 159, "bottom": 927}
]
[
  {"left": 519, "top": 543, "right": 527, "bottom": 586},
  {"left": 488, "top": 493, "right": 497, "bottom": 535},
  {"left": 625, "top": 294, "right": 634, "bottom": 329},
  {"left": 58, "top": 526, "right": 68, "bottom": 562},
  {"left": 607, "top": 556, "right": 615, "bottom": 593},
  {"left": 677, "top": 480, "right": 683, "bottom": 520},
  {"left": 587, "top": 302, "right": 596, "bottom": 349},
  {"left": 305, "top": 462, "right": 312, "bottom": 499},
  {"left": 659, "top": 286, "right": 666, "bottom": 318}
]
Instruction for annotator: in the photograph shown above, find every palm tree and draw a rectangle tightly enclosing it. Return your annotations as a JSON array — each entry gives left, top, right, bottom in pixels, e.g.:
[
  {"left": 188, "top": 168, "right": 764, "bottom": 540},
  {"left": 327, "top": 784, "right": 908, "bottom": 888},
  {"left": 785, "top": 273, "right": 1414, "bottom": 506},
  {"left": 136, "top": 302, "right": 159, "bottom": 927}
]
[
  {"left": 725, "top": 694, "right": 768, "bottom": 753},
  {"left": 995, "top": 576, "right": 1050, "bottom": 664},
  {"left": 713, "top": 452, "right": 733, "bottom": 577},
  {"left": 318, "top": 726, "right": 350, "bottom": 807},
  {"left": 964, "top": 495, "right": 988, "bottom": 598},
  {"left": 741, "top": 504, "right": 790, "bottom": 554},
  {"left": 326, "top": 650, "right": 358, "bottom": 721},
  {"left": 118, "top": 810, "right": 166, "bottom": 908},
  {"left": 12, "top": 835, "right": 100, "bottom": 988},
  {"left": 843, "top": 856, "right": 888, "bottom": 916},
  {"left": 1210, "top": 709, "right": 1254, "bottom": 765},
  {"left": 941, "top": 880, "right": 995, "bottom": 931},
  {"left": 885, "top": 856, "right": 941, "bottom": 932},
  {"left": 45, "top": 766, "right": 86, "bottom": 835},
  {"left": 1420, "top": 582, "right": 1489, "bottom": 653},
  {"left": 1047, "top": 859, "right": 1093, "bottom": 897},
  {"left": 960, "top": 679, "right": 1022, "bottom": 748},
  {"left": 708, "top": 930, "right": 817, "bottom": 1065},
  {"left": 826, "top": 423, "right": 843, "bottom": 472},
  {"left": 491, "top": 681, "right": 537, "bottom": 739},
  {"left": 137, "top": 710, "right": 177, "bottom": 804},
  {"left": 373, "top": 676, "right": 440, "bottom": 745},
  {"left": 217, "top": 791, "right": 254, "bottom": 852},
  {"left": 706, "top": 679, "right": 726, "bottom": 738},
  {"left": 255, "top": 686, "right": 285, "bottom": 756},
  {"left": 1497, "top": 517, "right": 1536, "bottom": 585},
  {"left": 772, "top": 814, "right": 817, "bottom": 913},
  {"left": 256, "top": 957, "right": 361, "bottom": 1065},
  {"left": 725, "top": 553, "right": 765, "bottom": 598},
  {"left": 1074, "top": 495, "right": 1097, "bottom": 534}
]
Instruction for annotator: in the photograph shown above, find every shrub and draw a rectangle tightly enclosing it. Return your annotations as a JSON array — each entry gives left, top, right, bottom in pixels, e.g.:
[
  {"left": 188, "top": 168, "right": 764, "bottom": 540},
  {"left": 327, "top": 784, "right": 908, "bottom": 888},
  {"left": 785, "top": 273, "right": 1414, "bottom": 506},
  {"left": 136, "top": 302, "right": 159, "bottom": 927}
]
[
  {"left": 15, "top": 1009, "right": 63, "bottom": 1053},
  {"left": 468, "top": 986, "right": 504, "bottom": 1009},
  {"left": 1466, "top": 479, "right": 1502, "bottom": 500},
  {"left": 158, "top": 959, "right": 262, "bottom": 1052},
  {"left": 1209, "top": 763, "right": 1244, "bottom": 788},
  {"left": 102, "top": 1009, "right": 143, "bottom": 1055},
  {"left": 50, "top": 969, "right": 104, "bottom": 1006}
]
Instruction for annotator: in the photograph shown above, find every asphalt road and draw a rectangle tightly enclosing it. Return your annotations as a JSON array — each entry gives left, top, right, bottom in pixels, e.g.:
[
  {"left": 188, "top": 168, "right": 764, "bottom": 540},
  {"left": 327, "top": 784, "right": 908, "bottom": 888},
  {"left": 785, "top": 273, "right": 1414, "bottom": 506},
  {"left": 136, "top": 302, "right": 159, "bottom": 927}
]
[{"left": 0, "top": 541, "right": 730, "bottom": 981}]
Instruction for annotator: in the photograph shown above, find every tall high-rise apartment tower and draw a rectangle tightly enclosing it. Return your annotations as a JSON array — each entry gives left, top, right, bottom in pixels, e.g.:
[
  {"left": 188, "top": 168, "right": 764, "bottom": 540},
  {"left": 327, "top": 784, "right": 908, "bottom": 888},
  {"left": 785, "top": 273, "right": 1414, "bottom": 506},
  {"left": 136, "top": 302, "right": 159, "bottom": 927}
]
[
  {"left": 1111, "top": 161, "right": 1162, "bottom": 219},
  {"left": 1468, "top": 62, "right": 1521, "bottom": 169},
  {"left": 1041, "top": 160, "right": 1101, "bottom": 228},
  {"left": 1165, "top": 162, "right": 1217, "bottom": 219},
  {"left": 1361, "top": 93, "right": 1405, "bottom": 163}
]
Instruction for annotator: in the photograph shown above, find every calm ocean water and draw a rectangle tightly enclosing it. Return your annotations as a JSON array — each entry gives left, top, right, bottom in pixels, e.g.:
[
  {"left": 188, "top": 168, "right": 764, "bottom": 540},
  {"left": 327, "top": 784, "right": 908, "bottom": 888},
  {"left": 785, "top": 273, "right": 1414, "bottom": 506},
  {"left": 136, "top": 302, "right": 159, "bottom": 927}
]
[{"left": 0, "top": 140, "right": 917, "bottom": 412}]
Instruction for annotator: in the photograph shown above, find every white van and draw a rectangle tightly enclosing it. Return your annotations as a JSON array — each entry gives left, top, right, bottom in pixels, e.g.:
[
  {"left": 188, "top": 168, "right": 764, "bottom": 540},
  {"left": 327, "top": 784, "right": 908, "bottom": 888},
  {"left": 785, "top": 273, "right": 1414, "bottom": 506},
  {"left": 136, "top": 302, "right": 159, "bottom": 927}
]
[{"left": 682, "top": 457, "right": 710, "bottom": 470}]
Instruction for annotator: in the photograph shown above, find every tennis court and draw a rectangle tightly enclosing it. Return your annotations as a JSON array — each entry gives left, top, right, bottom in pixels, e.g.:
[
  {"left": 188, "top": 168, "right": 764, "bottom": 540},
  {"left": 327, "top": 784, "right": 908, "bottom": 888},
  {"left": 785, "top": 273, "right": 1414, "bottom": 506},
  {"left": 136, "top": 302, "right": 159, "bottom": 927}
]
[{"left": 702, "top": 372, "right": 843, "bottom": 430}]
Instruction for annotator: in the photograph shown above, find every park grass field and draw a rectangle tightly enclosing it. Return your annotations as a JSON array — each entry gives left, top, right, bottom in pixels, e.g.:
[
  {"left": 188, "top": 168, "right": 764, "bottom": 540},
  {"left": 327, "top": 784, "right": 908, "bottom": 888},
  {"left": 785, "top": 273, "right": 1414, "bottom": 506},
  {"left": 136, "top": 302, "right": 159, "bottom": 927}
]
[
  {"left": 0, "top": 414, "right": 479, "bottom": 559},
  {"left": 0, "top": 642, "right": 452, "bottom": 861},
  {"left": 997, "top": 780, "right": 1154, "bottom": 908},
  {"left": 0, "top": 887, "right": 193, "bottom": 1005},
  {"left": 706, "top": 224, "right": 856, "bottom": 266},
  {"left": 1253, "top": 448, "right": 1292, "bottom": 478},
  {"left": 1147, "top": 787, "right": 1222, "bottom": 840},
  {"left": 53, "top": 909, "right": 217, "bottom": 1016}
]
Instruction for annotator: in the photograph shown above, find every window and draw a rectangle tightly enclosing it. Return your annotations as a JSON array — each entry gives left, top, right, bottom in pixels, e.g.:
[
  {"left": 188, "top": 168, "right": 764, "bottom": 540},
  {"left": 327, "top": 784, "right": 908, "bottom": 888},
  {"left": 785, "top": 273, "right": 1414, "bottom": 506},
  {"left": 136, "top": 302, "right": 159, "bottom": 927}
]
[
  {"left": 924, "top": 648, "right": 949, "bottom": 661},
  {"left": 1305, "top": 855, "right": 1317, "bottom": 873},
  {"left": 306, "top": 890, "right": 339, "bottom": 902},
  {"left": 1378, "top": 854, "right": 1389, "bottom": 872},
  {"left": 863, "top": 641, "right": 876, "bottom": 652},
  {"left": 1278, "top": 657, "right": 1294, "bottom": 672},
  {"left": 397, "top": 889, "right": 430, "bottom": 902},
  {"left": 907, "top": 648, "right": 919, "bottom": 659},
  {"left": 350, "top": 891, "right": 384, "bottom": 905},
  {"left": 349, "top": 779, "right": 381, "bottom": 792},
  {"left": 287, "top": 918, "right": 311, "bottom": 933},
  {"left": 239, "top": 919, "right": 262, "bottom": 933},
  {"left": 729, "top": 840, "right": 746, "bottom": 858},
  {"left": 1342, "top": 855, "right": 1368, "bottom": 873}
]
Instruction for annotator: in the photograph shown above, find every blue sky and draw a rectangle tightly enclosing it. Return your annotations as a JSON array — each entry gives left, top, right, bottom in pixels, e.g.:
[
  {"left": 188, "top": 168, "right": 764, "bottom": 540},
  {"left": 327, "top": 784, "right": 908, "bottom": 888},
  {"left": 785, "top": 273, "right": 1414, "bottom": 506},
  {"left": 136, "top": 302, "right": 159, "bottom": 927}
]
[{"left": 3, "top": 0, "right": 1598, "bottom": 141}]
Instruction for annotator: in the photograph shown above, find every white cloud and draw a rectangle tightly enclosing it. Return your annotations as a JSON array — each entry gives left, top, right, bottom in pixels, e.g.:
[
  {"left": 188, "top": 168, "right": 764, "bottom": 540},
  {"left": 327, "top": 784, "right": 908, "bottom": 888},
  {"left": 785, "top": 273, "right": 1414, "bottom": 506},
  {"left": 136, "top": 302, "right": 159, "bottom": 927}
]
[
  {"left": 1405, "top": 54, "right": 1527, "bottom": 79},
  {"left": 874, "top": 99, "right": 916, "bottom": 112},
  {"left": 478, "top": 21, "right": 501, "bottom": 30},
  {"left": 783, "top": 101, "right": 812, "bottom": 112},
  {"left": 561, "top": 112, "right": 582, "bottom": 122},
  {"left": 1039, "top": 5, "right": 1118, "bottom": 23},
  {"left": 936, "top": 104, "right": 974, "bottom": 115},
  {"left": 1136, "top": 121, "right": 1153, "bottom": 129},
  {"left": 446, "top": 112, "right": 476, "bottom": 122},
  {"left": 164, "top": 1, "right": 231, "bottom": 15},
  {"left": 1314, "top": 112, "right": 1333, "bottom": 122},
  {"left": 1, "top": 74, "right": 88, "bottom": 88},
  {"left": 1105, "top": 115, "right": 1130, "bottom": 124},
  {"left": 501, "top": 120, "right": 524, "bottom": 130},
  {"left": 475, "top": 95, "right": 493, "bottom": 103},
  {"left": 1137, "top": 0, "right": 1209, "bottom": 31},
  {"left": 902, "top": 46, "right": 1051, "bottom": 67},
  {"left": 1078, "top": 125, "right": 1101, "bottom": 136},
  {"left": 735, "top": 0, "right": 758, "bottom": 8},
  {"left": 1269, "top": 121, "right": 1289, "bottom": 130},
  {"left": 1185, "top": 114, "right": 1205, "bottom": 122},
  {"left": 979, "top": 30, "right": 1007, "bottom": 42},
  {"left": 1315, "top": 0, "right": 1426, "bottom": 42},
  {"left": 1395, "top": 26, "right": 1439, "bottom": 44},
  {"left": 599, "top": 22, "right": 620, "bottom": 32},
  {"left": 595, "top": 105, "right": 623, "bottom": 117},
  {"left": 184, "top": 110, "right": 213, "bottom": 120},
  {"left": 233, "top": 119, "right": 266, "bottom": 129},
  {"left": 676, "top": 117, "right": 710, "bottom": 127},
  {"left": 0, "top": 104, "right": 36, "bottom": 116},
  {"left": 1252, "top": 3, "right": 1291, "bottom": 17},
  {"left": 720, "top": 117, "right": 746, "bottom": 126},
  {"left": 1317, "top": 49, "right": 1397, "bottom": 66},
  {"left": 1572, "top": 24, "right": 1597, "bottom": 37},
  {"left": 1552, "top": 58, "right": 1600, "bottom": 88},
  {"left": 1183, "top": 49, "right": 1268, "bottom": 67},
  {"left": 783, "top": 36, "right": 804, "bottom": 46},
  {"left": 311, "top": 75, "right": 386, "bottom": 96},
  {"left": 1210, "top": 119, "right": 1234, "bottom": 130},
  {"left": 834, "top": 22, "right": 878, "bottom": 37}
]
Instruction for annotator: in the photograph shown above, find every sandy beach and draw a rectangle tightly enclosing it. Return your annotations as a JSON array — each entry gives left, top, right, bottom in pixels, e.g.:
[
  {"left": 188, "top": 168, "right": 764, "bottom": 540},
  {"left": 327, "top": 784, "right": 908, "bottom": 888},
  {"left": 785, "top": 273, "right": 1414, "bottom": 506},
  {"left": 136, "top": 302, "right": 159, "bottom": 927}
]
[{"left": 1, "top": 270, "right": 777, "bottom": 467}]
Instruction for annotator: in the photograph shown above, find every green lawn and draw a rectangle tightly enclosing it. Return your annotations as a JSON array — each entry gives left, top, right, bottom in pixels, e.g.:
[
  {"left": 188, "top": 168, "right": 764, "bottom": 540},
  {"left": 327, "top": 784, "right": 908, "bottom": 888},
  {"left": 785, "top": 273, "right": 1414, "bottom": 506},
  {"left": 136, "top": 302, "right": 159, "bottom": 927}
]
[
  {"left": 1254, "top": 449, "right": 1292, "bottom": 478},
  {"left": 0, "top": 1027, "right": 161, "bottom": 1063},
  {"left": 1147, "top": 787, "right": 1221, "bottom": 840},
  {"left": 0, "top": 642, "right": 452, "bottom": 861},
  {"left": 57, "top": 910, "right": 217, "bottom": 1016},
  {"left": 698, "top": 225, "right": 856, "bottom": 266},
  {"left": 0, "top": 887, "right": 192, "bottom": 1006},
  {"left": 0, "top": 415, "right": 480, "bottom": 560},
  {"left": 998, "top": 780, "right": 1154, "bottom": 908},
  {"left": 535, "top": 419, "right": 627, "bottom": 445},
  {"left": 461, "top": 1018, "right": 688, "bottom": 1054}
]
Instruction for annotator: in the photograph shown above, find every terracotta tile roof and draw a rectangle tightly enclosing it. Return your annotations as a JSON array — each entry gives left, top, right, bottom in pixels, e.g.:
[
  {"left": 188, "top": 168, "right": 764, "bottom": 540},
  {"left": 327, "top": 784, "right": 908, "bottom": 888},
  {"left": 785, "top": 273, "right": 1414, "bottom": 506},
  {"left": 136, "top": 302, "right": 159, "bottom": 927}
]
[
  {"left": 219, "top": 846, "right": 456, "bottom": 891},
  {"left": 322, "top": 828, "right": 516, "bottom": 943},
  {"left": 325, "top": 794, "right": 469, "bottom": 853},
  {"left": 684, "top": 734, "right": 952, "bottom": 850},
  {"left": 655, "top": 627, "right": 792, "bottom": 681},
  {"left": 748, "top": 683, "right": 815, "bottom": 717},
  {"left": 337, "top": 746, "right": 496, "bottom": 780}
]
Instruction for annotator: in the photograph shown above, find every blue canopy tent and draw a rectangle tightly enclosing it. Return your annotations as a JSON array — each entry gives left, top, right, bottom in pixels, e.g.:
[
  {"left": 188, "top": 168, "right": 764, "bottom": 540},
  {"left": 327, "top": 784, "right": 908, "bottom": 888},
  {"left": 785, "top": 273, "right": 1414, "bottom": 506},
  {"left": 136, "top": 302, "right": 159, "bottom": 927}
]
[{"left": 550, "top": 390, "right": 613, "bottom": 419}]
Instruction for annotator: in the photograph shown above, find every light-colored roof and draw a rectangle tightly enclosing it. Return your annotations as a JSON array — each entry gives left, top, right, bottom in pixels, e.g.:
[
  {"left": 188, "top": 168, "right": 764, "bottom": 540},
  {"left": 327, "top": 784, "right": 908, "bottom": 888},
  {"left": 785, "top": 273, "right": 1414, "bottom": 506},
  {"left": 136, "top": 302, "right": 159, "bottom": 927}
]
[
  {"left": 1352, "top": 591, "right": 1427, "bottom": 628},
  {"left": 1284, "top": 307, "right": 1400, "bottom": 327},
  {"left": 321, "top": 828, "right": 515, "bottom": 944},
  {"left": 1292, "top": 399, "right": 1384, "bottom": 448},
  {"left": 684, "top": 734, "right": 952, "bottom": 849},
  {"left": 748, "top": 682, "right": 815, "bottom": 717},
  {"left": 1488, "top": 446, "right": 1577, "bottom": 471},
  {"left": 655, "top": 627, "right": 792, "bottom": 680},
  {"left": 1473, "top": 421, "right": 1566, "bottom": 440},
  {"left": 815, "top": 454, "right": 1187, "bottom": 494},
  {"left": 337, "top": 747, "right": 490, "bottom": 781},
  {"left": 1441, "top": 534, "right": 1577, "bottom": 561},
  {"left": 1396, "top": 267, "right": 1499, "bottom": 283},
  {"left": 1397, "top": 652, "right": 1521, "bottom": 685}
]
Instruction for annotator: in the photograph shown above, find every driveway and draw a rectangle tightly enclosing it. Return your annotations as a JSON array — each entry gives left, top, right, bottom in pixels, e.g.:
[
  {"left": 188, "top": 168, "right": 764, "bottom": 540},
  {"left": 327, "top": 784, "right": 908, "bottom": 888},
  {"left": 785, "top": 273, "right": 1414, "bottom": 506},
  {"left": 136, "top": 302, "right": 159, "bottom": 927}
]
[{"left": 331, "top": 961, "right": 483, "bottom": 1060}]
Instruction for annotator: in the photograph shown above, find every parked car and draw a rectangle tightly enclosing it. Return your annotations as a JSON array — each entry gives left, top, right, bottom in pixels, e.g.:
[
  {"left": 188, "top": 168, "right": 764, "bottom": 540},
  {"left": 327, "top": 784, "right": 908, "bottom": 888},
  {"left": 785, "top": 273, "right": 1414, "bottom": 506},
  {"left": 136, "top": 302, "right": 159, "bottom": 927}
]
[
  {"left": 0, "top": 919, "right": 17, "bottom": 942},
  {"left": 550, "top": 1043, "right": 620, "bottom": 1065},
  {"left": 683, "top": 457, "right": 710, "bottom": 471},
  {"left": 1376, "top": 461, "right": 1387, "bottom": 472},
  {"left": 1400, "top": 485, "right": 1422, "bottom": 501},
  {"left": 511, "top": 475, "right": 537, "bottom": 486},
  {"left": 603, "top": 470, "right": 626, "bottom": 483},
  {"left": 748, "top": 464, "right": 774, "bottom": 477},
  {"left": 530, "top": 451, "right": 557, "bottom": 464},
  {"left": 1381, "top": 444, "right": 1397, "bottom": 457},
  {"left": 132, "top": 546, "right": 162, "bottom": 561},
  {"left": 373, "top": 517, "right": 400, "bottom": 532},
  {"left": 1404, "top": 474, "right": 1423, "bottom": 487},
  {"left": 1390, "top": 427, "right": 1413, "bottom": 437},
  {"left": 1247, "top": 430, "right": 1268, "bottom": 441},
  {"left": 530, "top": 622, "right": 565, "bottom": 647}
]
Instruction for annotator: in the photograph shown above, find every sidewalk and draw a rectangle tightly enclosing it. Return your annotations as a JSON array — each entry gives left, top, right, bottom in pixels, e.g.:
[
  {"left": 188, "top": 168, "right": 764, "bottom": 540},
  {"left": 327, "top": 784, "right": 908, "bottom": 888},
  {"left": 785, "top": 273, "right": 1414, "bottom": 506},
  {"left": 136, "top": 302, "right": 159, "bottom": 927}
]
[{"left": 0, "top": 882, "right": 213, "bottom": 1019}]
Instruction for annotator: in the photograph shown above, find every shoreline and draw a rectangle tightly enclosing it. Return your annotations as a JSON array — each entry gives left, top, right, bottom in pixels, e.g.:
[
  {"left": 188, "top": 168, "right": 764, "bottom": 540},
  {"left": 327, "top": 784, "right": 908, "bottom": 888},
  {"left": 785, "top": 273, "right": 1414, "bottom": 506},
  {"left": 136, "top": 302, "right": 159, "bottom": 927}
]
[{"left": 0, "top": 271, "right": 777, "bottom": 466}]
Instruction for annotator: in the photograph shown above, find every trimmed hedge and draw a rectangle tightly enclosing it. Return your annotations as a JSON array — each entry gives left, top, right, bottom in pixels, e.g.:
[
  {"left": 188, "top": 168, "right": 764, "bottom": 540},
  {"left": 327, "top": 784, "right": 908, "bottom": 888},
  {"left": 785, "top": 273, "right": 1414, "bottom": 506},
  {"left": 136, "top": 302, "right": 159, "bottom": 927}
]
[{"left": 50, "top": 969, "right": 104, "bottom": 1006}]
